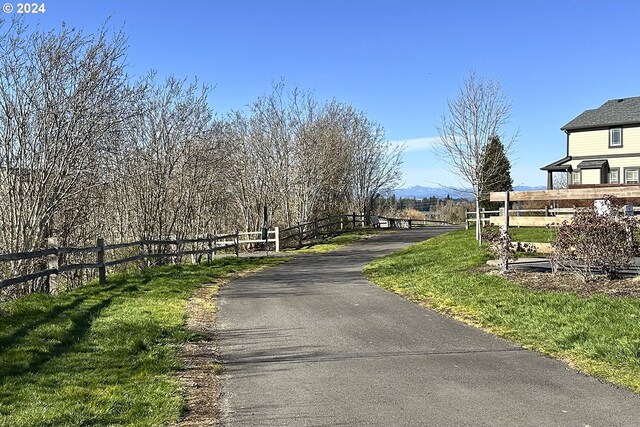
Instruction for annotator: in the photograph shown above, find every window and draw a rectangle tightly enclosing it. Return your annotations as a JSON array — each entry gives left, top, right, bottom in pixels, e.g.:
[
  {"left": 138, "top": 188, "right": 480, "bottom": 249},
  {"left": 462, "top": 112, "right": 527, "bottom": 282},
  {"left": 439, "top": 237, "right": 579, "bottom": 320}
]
[
  {"left": 572, "top": 171, "right": 581, "bottom": 185},
  {"left": 609, "top": 168, "right": 620, "bottom": 184},
  {"left": 610, "top": 128, "right": 622, "bottom": 147},
  {"left": 625, "top": 168, "right": 639, "bottom": 184}
]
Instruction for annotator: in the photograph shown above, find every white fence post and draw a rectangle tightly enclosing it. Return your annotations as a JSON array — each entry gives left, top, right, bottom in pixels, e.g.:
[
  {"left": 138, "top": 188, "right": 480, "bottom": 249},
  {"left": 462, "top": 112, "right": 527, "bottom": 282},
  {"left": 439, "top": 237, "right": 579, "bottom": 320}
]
[
  {"left": 275, "top": 227, "right": 280, "bottom": 252},
  {"left": 47, "top": 237, "right": 59, "bottom": 294}
]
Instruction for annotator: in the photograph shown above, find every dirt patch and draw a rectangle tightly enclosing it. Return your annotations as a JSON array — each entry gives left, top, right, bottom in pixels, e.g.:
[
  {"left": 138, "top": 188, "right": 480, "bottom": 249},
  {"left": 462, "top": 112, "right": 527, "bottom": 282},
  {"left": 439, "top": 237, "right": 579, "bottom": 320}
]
[
  {"left": 493, "top": 269, "right": 640, "bottom": 298},
  {"left": 175, "top": 282, "right": 224, "bottom": 426},
  {"left": 174, "top": 265, "right": 282, "bottom": 426}
]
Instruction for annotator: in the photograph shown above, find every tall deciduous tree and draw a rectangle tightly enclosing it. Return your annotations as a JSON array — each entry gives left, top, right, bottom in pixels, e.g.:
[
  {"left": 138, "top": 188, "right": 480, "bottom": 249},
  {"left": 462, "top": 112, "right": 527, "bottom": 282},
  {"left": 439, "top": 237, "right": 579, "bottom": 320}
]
[
  {"left": 435, "top": 71, "right": 515, "bottom": 244},
  {"left": 347, "top": 109, "right": 403, "bottom": 221},
  {"left": 480, "top": 136, "right": 513, "bottom": 210},
  {"left": 0, "top": 18, "right": 130, "bottom": 258}
]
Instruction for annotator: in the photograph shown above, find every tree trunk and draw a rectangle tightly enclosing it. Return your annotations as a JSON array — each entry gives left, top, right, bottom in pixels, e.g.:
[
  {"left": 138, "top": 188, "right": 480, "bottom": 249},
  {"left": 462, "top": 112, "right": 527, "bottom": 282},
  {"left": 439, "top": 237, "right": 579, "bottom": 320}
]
[{"left": 475, "top": 197, "right": 482, "bottom": 246}]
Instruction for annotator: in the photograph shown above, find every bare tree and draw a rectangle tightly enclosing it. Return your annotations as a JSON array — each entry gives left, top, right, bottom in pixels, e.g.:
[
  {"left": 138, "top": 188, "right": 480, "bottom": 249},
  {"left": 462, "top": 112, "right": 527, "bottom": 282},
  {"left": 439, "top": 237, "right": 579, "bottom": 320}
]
[
  {"left": 0, "top": 18, "right": 406, "bottom": 296},
  {"left": 553, "top": 171, "right": 568, "bottom": 190},
  {"left": 223, "top": 83, "right": 403, "bottom": 231},
  {"left": 435, "top": 71, "right": 515, "bottom": 244},
  {"left": 115, "top": 74, "right": 218, "bottom": 243},
  {"left": 347, "top": 109, "right": 403, "bottom": 221},
  {"left": 0, "top": 18, "right": 130, "bottom": 279}
]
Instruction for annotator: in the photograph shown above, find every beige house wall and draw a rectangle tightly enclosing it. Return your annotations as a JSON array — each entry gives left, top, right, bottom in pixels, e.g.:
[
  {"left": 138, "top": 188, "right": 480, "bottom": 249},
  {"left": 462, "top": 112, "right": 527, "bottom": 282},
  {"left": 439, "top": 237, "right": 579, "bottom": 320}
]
[
  {"left": 580, "top": 169, "right": 600, "bottom": 184},
  {"left": 565, "top": 124, "right": 640, "bottom": 184},
  {"left": 568, "top": 157, "right": 640, "bottom": 184},
  {"left": 569, "top": 125, "right": 640, "bottom": 157}
]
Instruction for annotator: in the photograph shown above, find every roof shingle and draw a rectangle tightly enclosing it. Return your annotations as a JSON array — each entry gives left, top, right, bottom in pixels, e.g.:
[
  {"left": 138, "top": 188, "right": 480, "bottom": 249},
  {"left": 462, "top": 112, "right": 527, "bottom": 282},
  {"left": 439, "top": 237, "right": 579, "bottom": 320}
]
[
  {"left": 562, "top": 97, "right": 640, "bottom": 131},
  {"left": 576, "top": 159, "right": 608, "bottom": 169}
]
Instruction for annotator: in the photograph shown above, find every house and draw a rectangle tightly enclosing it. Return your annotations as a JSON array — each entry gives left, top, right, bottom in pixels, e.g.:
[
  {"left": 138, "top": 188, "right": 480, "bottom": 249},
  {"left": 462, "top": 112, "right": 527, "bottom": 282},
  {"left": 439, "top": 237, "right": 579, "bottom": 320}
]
[{"left": 541, "top": 96, "right": 640, "bottom": 189}]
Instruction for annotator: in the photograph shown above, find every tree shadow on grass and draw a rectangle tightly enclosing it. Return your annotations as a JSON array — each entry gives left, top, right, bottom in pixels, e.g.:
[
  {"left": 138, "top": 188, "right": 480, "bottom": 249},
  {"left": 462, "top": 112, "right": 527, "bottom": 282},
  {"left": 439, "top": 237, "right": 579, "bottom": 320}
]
[{"left": 0, "top": 279, "right": 137, "bottom": 379}]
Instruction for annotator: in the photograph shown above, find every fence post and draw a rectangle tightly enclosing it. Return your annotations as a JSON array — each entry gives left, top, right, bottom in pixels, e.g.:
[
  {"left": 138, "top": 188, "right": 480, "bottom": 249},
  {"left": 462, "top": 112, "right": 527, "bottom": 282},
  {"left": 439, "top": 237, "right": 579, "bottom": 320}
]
[
  {"left": 408, "top": 218, "right": 412, "bottom": 229},
  {"left": 207, "top": 233, "right": 213, "bottom": 265},
  {"left": 352, "top": 212, "right": 356, "bottom": 228},
  {"left": 213, "top": 234, "right": 217, "bottom": 260},
  {"left": 139, "top": 239, "right": 146, "bottom": 269},
  {"left": 465, "top": 209, "right": 469, "bottom": 230},
  {"left": 97, "top": 238, "right": 106, "bottom": 285},
  {"left": 314, "top": 219, "right": 318, "bottom": 238},
  {"left": 297, "top": 223, "right": 303, "bottom": 248},
  {"left": 275, "top": 227, "right": 280, "bottom": 252},
  {"left": 234, "top": 231, "right": 239, "bottom": 257},
  {"left": 503, "top": 191, "right": 510, "bottom": 271},
  {"left": 46, "top": 237, "right": 59, "bottom": 294}
]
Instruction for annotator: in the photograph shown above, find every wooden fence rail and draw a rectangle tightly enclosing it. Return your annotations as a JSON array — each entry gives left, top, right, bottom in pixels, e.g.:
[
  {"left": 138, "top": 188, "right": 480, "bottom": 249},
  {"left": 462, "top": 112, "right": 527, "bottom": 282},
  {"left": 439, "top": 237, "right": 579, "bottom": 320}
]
[
  {"left": 1, "top": 211, "right": 458, "bottom": 294},
  {"left": 278, "top": 213, "right": 456, "bottom": 249},
  {"left": 376, "top": 216, "right": 453, "bottom": 228},
  {"left": 465, "top": 208, "right": 579, "bottom": 229},
  {"left": 0, "top": 229, "right": 279, "bottom": 291},
  {"left": 466, "top": 205, "right": 640, "bottom": 229},
  {"left": 278, "top": 213, "right": 369, "bottom": 248}
]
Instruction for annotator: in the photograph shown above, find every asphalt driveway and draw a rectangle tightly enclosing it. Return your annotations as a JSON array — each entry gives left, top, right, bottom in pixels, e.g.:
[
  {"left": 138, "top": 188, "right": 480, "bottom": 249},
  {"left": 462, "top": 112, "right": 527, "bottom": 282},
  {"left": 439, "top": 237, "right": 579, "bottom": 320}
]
[{"left": 216, "top": 227, "right": 640, "bottom": 426}]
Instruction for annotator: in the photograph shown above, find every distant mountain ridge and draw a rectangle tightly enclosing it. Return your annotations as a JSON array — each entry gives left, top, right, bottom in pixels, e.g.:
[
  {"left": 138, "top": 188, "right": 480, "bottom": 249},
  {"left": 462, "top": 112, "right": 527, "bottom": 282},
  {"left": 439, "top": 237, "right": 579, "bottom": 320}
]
[{"left": 392, "top": 185, "right": 546, "bottom": 199}]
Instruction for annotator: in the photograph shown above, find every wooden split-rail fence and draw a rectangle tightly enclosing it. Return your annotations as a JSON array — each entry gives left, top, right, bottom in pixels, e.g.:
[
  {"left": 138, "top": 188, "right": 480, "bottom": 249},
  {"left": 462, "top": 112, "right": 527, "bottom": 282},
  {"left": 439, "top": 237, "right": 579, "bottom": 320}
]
[
  {"left": 0, "top": 212, "right": 456, "bottom": 295},
  {"left": 465, "top": 207, "right": 578, "bottom": 229},
  {"left": 278, "top": 213, "right": 454, "bottom": 248},
  {"left": 467, "top": 186, "right": 640, "bottom": 230},
  {"left": 0, "top": 229, "right": 279, "bottom": 291}
]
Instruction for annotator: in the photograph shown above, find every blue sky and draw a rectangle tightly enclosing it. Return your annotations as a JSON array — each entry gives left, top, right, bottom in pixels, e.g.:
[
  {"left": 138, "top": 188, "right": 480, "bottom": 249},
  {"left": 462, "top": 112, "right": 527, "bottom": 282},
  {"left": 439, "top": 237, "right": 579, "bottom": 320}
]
[{"left": 10, "top": 0, "right": 640, "bottom": 188}]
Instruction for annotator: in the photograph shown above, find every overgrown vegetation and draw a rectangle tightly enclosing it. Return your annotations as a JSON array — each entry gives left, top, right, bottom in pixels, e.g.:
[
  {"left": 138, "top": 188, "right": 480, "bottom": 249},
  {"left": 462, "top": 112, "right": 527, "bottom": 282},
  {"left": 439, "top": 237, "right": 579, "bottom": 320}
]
[
  {"left": 550, "top": 198, "right": 638, "bottom": 281},
  {"left": 0, "top": 17, "right": 402, "bottom": 295},
  {"left": 0, "top": 257, "right": 286, "bottom": 426},
  {"left": 364, "top": 228, "right": 640, "bottom": 393},
  {"left": 482, "top": 227, "right": 514, "bottom": 270}
]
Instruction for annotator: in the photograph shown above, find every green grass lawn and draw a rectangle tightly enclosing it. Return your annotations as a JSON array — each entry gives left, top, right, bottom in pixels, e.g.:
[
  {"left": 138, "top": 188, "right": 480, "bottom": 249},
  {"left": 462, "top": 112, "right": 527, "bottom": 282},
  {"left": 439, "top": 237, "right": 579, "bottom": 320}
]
[
  {"left": 509, "top": 226, "right": 556, "bottom": 242},
  {"left": 364, "top": 228, "right": 640, "bottom": 393},
  {"left": 0, "top": 257, "right": 286, "bottom": 427},
  {"left": 486, "top": 226, "right": 556, "bottom": 243}
]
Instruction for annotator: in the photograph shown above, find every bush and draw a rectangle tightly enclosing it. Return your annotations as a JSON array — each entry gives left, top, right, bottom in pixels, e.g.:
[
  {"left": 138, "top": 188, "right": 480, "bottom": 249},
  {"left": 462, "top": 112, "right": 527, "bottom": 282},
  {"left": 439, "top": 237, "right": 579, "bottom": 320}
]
[
  {"left": 482, "top": 227, "right": 513, "bottom": 271},
  {"left": 550, "top": 196, "right": 638, "bottom": 281},
  {"left": 483, "top": 226, "right": 537, "bottom": 271}
]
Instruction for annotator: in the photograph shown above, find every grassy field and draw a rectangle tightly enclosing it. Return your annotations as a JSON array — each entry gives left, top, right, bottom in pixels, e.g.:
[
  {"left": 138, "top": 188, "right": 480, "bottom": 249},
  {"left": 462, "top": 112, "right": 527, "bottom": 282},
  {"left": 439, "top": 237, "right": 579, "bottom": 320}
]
[
  {"left": 0, "top": 257, "right": 286, "bottom": 427},
  {"left": 508, "top": 226, "right": 556, "bottom": 242},
  {"left": 364, "top": 228, "right": 640, "bottom": 393}
]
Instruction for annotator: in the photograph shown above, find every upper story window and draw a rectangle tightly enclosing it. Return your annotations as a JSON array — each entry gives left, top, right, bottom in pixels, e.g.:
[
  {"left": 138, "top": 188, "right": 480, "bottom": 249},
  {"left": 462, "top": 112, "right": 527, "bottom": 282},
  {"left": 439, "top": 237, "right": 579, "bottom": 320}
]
[{"left": 609, "top": 127, "right": 622, "bottom": 147}]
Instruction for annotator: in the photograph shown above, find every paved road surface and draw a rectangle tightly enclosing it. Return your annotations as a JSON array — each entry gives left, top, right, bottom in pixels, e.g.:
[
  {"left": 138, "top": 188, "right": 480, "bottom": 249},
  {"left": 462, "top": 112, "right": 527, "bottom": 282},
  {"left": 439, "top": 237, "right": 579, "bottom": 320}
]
[{"left": 216, "top": 227, "right": 640, "bottom": 426}]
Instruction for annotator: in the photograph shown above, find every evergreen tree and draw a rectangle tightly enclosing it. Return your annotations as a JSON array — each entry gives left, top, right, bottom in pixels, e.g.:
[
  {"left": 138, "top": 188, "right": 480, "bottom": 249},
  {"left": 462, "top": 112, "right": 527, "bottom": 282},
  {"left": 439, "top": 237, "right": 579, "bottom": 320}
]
[{"left": 480, "top": 136, "right": 513, "bottom": 210}]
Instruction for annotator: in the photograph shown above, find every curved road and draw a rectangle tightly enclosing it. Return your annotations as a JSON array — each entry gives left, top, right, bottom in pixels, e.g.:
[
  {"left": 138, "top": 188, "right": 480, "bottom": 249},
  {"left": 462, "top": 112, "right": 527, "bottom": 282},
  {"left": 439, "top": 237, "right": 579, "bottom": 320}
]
[{"left": 217, "top": 227, "right": 640, "bottom": 426}]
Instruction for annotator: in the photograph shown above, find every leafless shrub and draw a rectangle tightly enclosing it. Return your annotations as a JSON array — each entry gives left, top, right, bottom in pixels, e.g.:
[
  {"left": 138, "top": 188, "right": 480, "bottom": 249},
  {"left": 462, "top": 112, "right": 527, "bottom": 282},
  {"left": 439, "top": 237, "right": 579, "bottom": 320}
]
[{"left": 550, "top": 196, "right": 638, "bottom": 281}]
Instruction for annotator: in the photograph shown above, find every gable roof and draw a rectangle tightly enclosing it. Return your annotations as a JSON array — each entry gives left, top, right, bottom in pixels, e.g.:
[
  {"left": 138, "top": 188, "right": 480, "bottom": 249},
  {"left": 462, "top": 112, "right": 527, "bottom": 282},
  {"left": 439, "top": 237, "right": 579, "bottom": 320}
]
[
  {"left": 576, "top": 159, "right": 608, "bottom": 169},
  {"left": 562, "top": 96, "right": 640, "bottom": 131}
]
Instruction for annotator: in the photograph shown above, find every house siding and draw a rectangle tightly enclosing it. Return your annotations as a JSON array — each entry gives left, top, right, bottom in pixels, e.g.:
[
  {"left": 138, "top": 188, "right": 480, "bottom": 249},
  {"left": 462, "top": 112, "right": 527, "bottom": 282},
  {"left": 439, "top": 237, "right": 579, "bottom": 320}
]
[
  {"left": 569, "top": 129, "right": 609, "bottom": 157},
  {"left": 569, "top": 125, "right": 640, "bottom": 157},
  {"left": 543, "top": 98, "right": 640, "bottom": 189},
  {"left": 567, "top": 157, "right": 640, "bottom": 184},
  {"left": 580, "top": 168, "right": 601, "bottom": 184}
]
